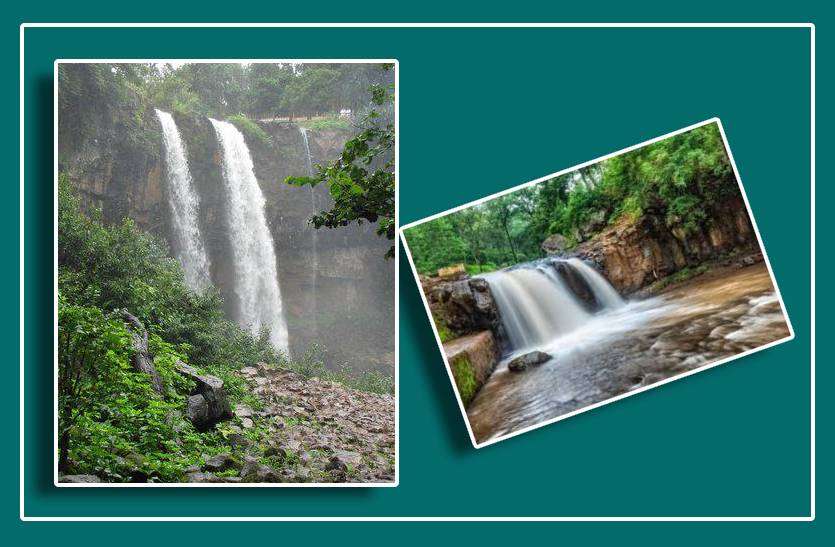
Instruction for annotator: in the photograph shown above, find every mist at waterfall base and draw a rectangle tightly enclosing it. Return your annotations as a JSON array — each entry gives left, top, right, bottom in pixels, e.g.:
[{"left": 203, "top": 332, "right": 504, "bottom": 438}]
[{"left": 469, "top": 259, "right": 790, "bottom": 444}]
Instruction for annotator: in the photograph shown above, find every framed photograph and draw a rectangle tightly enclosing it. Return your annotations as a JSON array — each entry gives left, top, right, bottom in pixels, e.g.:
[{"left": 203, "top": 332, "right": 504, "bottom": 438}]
[{"left": 401, "top": 119, "right": 793, "bottom": 448}]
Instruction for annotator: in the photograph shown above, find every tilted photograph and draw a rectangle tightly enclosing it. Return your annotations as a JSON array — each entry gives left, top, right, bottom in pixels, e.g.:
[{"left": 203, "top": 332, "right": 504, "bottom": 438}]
[
  {"left": 56, "top": 61, "right": 396, "bottom": 484},
  {"left": 402, "top": 120, "right": 792, "bottom": 448}
]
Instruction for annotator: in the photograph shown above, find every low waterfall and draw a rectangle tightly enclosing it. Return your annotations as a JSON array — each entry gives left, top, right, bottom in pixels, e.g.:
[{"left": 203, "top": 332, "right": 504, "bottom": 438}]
[
  {"left": 210, "top": 118, "right": 289, "bottom": 353},
  {"left": 483, "top": 258, "right": 623, "bottom": 351},
  {"left": 155, "top": 109, "right": 212, "bottom": 291},
  {"left": 565, "top": 258, "right": 624, "bottom": 309}
]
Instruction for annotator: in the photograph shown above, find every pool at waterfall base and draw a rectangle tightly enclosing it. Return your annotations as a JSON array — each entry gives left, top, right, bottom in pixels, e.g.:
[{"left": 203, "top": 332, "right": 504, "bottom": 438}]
[{"left": 466, "top": 261, "right": 792, "bottom": 445}]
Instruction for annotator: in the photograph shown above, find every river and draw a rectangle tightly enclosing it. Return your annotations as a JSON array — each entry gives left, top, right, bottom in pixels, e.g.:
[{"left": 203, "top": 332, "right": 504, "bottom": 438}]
[{"left": 467, "top": 262, "right": 791, "bottom": 444}]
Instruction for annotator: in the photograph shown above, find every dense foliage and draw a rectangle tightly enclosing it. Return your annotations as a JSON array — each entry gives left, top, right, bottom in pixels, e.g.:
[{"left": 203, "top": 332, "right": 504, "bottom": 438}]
[
  {"left": 287, "top": 76, "right": 396, "bottom": 258},
  {"left": 58, "top": 177, "right": 391, "bottom": 481},
  {"left": 405, "top": 123, "right": 737, "bottom": 275}
]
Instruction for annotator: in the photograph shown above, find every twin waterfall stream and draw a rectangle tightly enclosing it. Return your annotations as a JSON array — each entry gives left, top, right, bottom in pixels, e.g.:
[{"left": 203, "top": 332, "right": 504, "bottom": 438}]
[{"left": 155, "top": 110, "right": 289, "bottom": 353}]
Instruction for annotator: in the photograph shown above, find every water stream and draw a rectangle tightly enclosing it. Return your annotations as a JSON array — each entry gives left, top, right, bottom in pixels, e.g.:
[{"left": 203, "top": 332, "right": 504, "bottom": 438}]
[
  {"left": 210, "top": 118, "right": 289, "bottom": 353},
  {"left": 155, "top": 109, "right": 212, "bottom": 291},
  {"left": 469, "top": 261, "right": 790, "bottom": 444}
]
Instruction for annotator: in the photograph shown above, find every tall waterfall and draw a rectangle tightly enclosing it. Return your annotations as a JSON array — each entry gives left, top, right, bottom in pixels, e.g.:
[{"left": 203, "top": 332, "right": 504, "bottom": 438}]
[
  {"left": 483, "top": 258, "right": 623, "bottom": 351},
  {"left": 210, "top": 118, "right": 289, "bottom": 353},
  {"left": 300, "top": 127, "right": 319, "bottom": 307},
  {"left": 155, "top": 109, "right": 212, "bottom": 291}
]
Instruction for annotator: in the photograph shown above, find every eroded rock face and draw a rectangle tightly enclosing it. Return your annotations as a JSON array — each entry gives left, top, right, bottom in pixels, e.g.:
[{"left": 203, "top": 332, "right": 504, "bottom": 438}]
[
  {"left": 575, "top": 197, "right": 755, "bottom": 294},
  {"left": 443, "top": 330, "right": 500, "bottom": 406},
  {"left": 550, "top": 260, "right": 600, "bottom": 310},
  {"left": 425, "top": 277, "right": 501, "bottom": 338}
]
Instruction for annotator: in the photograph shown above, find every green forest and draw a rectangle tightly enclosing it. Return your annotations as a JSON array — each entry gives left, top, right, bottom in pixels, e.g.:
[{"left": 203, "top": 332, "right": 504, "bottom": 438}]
[
  {"left": 58, "top": 63, "right": 395, "bottom": 483},
  {"left": 404, "top": 123, "right": 736, "bottom": 276}
]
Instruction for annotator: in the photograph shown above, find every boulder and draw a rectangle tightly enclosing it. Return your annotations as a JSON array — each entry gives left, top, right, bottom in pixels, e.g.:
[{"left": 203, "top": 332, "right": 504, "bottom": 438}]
[
  {"left": 551, "top": 260, "right": 599, "bottom": 310},
  {"left": 203, "top": 453, "right": 237, "bottom": 472},
  {"left": 507, "top": 350, "right": 552, "bottom": 372},
  {"left": 177, "top": 362, "right": 233, "bottom": 431},
  {"left": 186, "top": 472, "right": 220, "bottom": 483},
  {"left": 427, "top": 277, "right": 500, "bottom": 337},
  {"left": 541, "top": 233, "right": 568, "bottom": 255},
  {"left": 240, "top": 456, "right": 281, "bottom": 483}
]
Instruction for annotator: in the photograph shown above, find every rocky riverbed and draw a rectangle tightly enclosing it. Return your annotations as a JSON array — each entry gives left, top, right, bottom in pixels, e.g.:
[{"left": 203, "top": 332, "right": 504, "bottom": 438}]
[
  {"left": 466, "top": 261, "right": 791, "bottom": 444},
  {"left": 188, "top": 364, "right": 395, "bottom": 484}
]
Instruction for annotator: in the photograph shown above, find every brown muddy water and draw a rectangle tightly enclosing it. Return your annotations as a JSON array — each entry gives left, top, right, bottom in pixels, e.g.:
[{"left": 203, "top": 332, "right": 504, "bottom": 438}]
[{"left": 467, "top": 262, "right": 791, "bottom": 444}]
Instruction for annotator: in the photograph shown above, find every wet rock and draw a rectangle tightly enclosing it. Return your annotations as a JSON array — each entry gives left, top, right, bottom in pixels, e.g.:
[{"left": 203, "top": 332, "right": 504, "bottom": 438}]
[
  {"left": 550, "top": 260, "right": 599, "bottom": 310},
  {"left": 59, "top": 474, "right": 102, "bottom": 483},
  {"left": 507, "top": 351, "right": 552, "bottom": 372},
  {"left": 177, "top": 362, "right": 233, "bottom": 431},
  {"left": 443, "top": 331, "right": 499, "bottom": 406}
]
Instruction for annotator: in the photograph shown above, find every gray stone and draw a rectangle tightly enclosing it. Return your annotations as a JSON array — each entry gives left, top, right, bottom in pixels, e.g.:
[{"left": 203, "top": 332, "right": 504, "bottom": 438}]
[
  {"left": 507, "top": 350, "right": 552, "bottom": 372},
  {"left": 204, "top": 453, "right": 237, "bottom": 472},
  {"left": 177, "top": 361, "right": 233, "bottom": 431}
]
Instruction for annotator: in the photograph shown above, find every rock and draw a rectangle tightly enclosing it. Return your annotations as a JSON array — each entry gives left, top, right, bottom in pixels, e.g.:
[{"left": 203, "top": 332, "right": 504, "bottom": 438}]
[
  {"left": 240, "top": 366, "right": 258, "bottom": 376},
  {"left": 427, "top": 277, "right": 500, "bottom": 337},
  {"left": 575, "top": 198, "right": 756, "bottom": 294},
  {"left": 551, "top": 260, "right": 599, "bottom": 310},
  {"left": 234, "top": 404, "right": 253, "bottom": 418},
  {"left": 507, "top": 350, "right": 552, "bottom": 372},
  {"left": 443, "top": 331, "right": 500, "bottom": 406},
  {"left": 437, "top": 263, "right": 467, "bottom": 280},
  {"left": 177, "top": 361, "right": 233, "bottom": 431},
  {"left": 204, "top": 453, "right": 237, "bottom": 472},
  {"left": 331, "top": 450, "right": 362, "bottom": 466},
  {"left": 59, "top": 474, "right": 101, "bottom": 483},
  {"left": 241, "top": 417, "right": 254, "bottom": 429},
  {"left": 227, "top": 433, "right": 251, "bottom": 450},
  {"left": 541, "top": 233, "right": 568, "bottom": 255},
  {"left": 186, "top": 472, "right": 219, "bottom": 483},
  {"left": 121, "top": 310, "right": 164, "bottom": 394},
  {"left": 264, "top": 445, "right": 286, "bottom": 459},
  {"left": 240, "top": 456, "right": 281, "bottom": 483}
]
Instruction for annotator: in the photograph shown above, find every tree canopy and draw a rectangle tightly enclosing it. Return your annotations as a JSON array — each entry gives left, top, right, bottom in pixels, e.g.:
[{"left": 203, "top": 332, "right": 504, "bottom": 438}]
[{"left": 404, "top": 123, "right": 737, "bottom": 276}]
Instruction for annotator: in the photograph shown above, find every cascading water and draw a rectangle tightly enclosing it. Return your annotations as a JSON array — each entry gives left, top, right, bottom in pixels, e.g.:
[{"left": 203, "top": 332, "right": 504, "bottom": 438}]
[
  {"left": 155, "top": 109, "right": 212, "bottom": 291},
  {"left": 565, "top": 258, "right": 624, "bottom": 309},
  {"left": 210, "top": 118, "right": 289, "bottom": 353},
  {"left": 483, "top": 258, "right": 623, "bottom": 351}
]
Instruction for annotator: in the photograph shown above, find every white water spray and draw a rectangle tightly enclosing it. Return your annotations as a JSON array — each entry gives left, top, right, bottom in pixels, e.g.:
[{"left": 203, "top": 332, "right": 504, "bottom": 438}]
[
  {"left": 155, "top": 109, "right": 212, "bottom": 291},
  {"left": 210, "top": 118, "right": 289, "bottom": 353},
  {"left": 483, "top": 258, "right": 624, "bottom": 351},
  {"left": 566, "top": 258, "right": 624, "bottom": 309}
]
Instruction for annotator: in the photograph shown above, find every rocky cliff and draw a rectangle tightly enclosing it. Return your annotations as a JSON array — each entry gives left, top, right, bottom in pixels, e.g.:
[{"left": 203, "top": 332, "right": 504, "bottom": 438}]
[
  {"left": 571, "top": 197, "right": 757, "bottom": 294},
  {"left": 58, "top": 106, "right": 394, "bottom": 373}
]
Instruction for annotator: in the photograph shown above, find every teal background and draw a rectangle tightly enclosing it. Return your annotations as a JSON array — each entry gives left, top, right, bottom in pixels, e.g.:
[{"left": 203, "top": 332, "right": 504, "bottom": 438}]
[{"left": 6, "top": 6, "right": 827, "bottom": 542}]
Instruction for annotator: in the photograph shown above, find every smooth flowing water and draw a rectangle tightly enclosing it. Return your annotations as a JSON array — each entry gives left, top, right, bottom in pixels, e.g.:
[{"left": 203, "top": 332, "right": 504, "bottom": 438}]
[
  {"left": 469, "top": 262, "right": 791, "bottom": 444},
  {"left": 155, "top": 109, "right": 212, "bottom": 291},
  {"left": 210, "top": 118, "right": 289, "bottom": 353}
]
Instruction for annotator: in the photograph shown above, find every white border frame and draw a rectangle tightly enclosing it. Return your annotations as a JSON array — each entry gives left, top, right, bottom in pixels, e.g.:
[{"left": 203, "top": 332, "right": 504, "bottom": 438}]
[
  {"left": 50, "top": 58, "right": 399, "bottom": 490},
  {"left": 400, "top": 117, "right": 794, "bottom": 449},
  {"left": 19, "top": 22, "right": 814, "bottom": 522}
]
